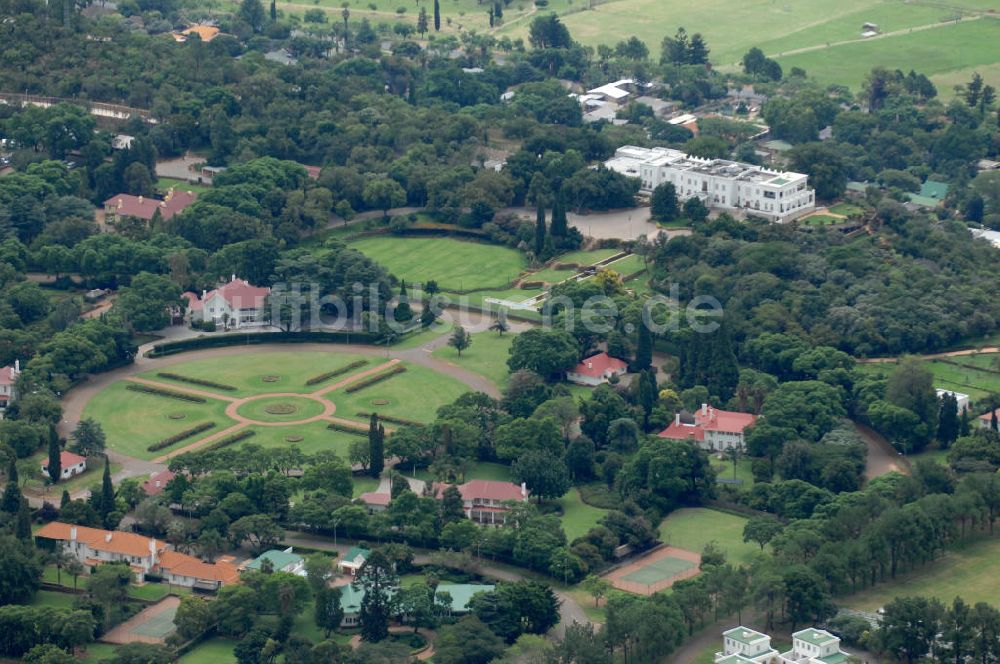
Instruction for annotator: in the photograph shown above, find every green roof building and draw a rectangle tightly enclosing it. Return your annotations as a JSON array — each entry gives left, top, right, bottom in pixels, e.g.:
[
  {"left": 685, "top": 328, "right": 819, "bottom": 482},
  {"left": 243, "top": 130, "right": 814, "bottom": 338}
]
[
  {"left": 244, "top": 547, "right": 305, "bottom": 575},
  {"left": 338, "top": 546, "right": 371, "bottom": 577},
  {"left": 435, "top": 584, "right": 494, "bottom": 613}
]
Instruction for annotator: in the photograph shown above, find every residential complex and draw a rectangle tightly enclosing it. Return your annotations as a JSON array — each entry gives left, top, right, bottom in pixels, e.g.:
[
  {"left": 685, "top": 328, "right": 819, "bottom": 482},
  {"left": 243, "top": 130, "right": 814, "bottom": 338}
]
[
  {"left": 184, "top": 276, "right": 271, "bottom": 329},
  {"left": 659, "top": 403, "right": 757, "bottom": 453},
  {"left": 430, "top": 480, "right": 530, "bottom": 526},
  {"left": 716, "top": 626, "right": 851, "bottom": 664},
  {"left": 35, "top": 522, "right": 240, "bottom": 591},
  {"left": 103, "top": 189, "right": 197, "bottom": 224},
  {"left": 605, "top": 145, "right": 815, "bottom": 223},
  {"left": 567, "top": 352, "right": 628, "bottom": 386}
]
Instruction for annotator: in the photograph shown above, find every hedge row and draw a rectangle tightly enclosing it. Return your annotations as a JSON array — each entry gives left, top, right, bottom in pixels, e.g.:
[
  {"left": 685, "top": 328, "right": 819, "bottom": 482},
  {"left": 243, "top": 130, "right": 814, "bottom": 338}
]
[
  {"left": 327, "top": 422, "right": 369, "bottom": 437},
  {"left": 201, "top": 429, "right": 256, "bottom": 453},
  {"left": 126, "top": 383, "right": 206, "bottom": 403},
  {"left": 520, "top": 281, "right": 544, "bottom": 289},
  {"left": 344, "top": 365, "right": 407, "bottom": 393},
  {"left": 356, "top": 412, "right": 424, "bottom": 427},
  {"left": 157, "top": 372, "right": 237, "bottom": 391},
  {"left": 147, "top": 422, "right": 217, "bottom": 452},
  {"left": 305, "top": 360, "right": 369, "bottom": 386},
  {"left": 147, "top": 330, "right": 379, "bottom": 358},
  {"left": 936, "top": 357, "right": 1000, "bottom": 375}
]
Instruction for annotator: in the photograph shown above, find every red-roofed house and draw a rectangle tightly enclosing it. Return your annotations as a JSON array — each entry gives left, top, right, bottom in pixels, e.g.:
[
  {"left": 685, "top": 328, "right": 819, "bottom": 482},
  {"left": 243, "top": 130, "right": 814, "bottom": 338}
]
[
  {"left": 358, "top": 491, "right": 391, "bottom": 513},
  {"left": 567, "top": 352, "right": 628, "bottom": 386},
  {"left": 0, "top": 360, "right": 20, "bottom": 418},
  {"left": 659, "top": 403, "right": 757, "bottom": 453},
  {"left": 143, "top": 470, "right": 176, "bottom": 496},
  {"left": 41, "top": 451, "right": 88, "bottom": 480},
  {"left": 185, "top": 275, "right": 271, "bottom": 329},
  {"left": 104, "top": 189, "right": 198, "bottom": 224},
  {"left": 432, "top": 480, "right": 529, "bottom": 525}
]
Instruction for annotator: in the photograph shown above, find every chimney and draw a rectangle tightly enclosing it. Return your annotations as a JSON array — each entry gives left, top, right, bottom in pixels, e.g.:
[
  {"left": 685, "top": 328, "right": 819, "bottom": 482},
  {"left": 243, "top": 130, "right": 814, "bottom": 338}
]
[
  {"left": 138, "top": 195, "right": 143, "bottom": 205},
  {"left": 105, "top": 533, "right": 113, "bottom": 543},
  {"left": 521, "top": 482, "right": 528, "bottom": 498},
  {"left": 70, "top": 527, "right": 77, "bottom": 541},
  {"left": 587, "top": 362, "right": 593, "bottom": 369},
  {"left": 701, "top": 403, "right": 708, "bottom": 416},
  {"left": 231, "top": 274, "right": 236, "bottom": 282},
  {"left": 149, "top": 538, "right": 157, "bottom": 560},
  {"left": 202, "top": 289, "right": 207, "bottom": 298},
  {"left": 14, "top": 359, "right": 19, "bottom": 373},
  {"left": 675, "top": 413, "right": 680, "bottom": 426}
]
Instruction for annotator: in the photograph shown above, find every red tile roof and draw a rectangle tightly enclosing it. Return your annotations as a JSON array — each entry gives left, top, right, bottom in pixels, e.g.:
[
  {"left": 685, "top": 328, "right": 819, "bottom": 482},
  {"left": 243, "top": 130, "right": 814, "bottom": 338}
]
[
  {"left": 978, "top": 408, "right": 1000, "bottom": 422},
  {"left": 569, "top": 352, "right": 628, "bottom": 379},
  {"left": 42, "top": 450, "right": 88, "bottom": 469},
  {"left": 157, "top": 550, "right": 240, "bottom": 585},
  {"left": 434, "top": 480, "right": 528, "bottom": 503},
  {"left": 359, "top": 491, "right": 391, "bottom": 506},
  {"left": 0, "top": 365, "right": 17, "bottom": 386},
  {"left": 203, "top": 278, "right": 270, "bottom": 310},
  {"left": 659, "top": 405, "right": 757, "bottom": 441},
  {"left": 104, "top": 190, "right": 197, "bottom": 221},
  {"left": 36, "top": 522, "right": 165, "bottom": 559},
  {"left": 143, "top": 470, "right": 176, "bottom": 496}
]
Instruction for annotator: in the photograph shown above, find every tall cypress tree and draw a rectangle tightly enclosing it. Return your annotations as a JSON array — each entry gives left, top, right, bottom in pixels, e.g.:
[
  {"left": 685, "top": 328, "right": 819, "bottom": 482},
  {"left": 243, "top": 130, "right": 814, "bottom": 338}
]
[
  {"left": 100, "top": 457, "right": 115, "bottom": 525},
  {"left": 960, "top": 406, "right": 971, "bottom": 437},
  {"left": 635, "top": 321, "right": 653, "bottom": 371},
  {"left": 60, "top": 490, "right": 71, "bottom": 509},
  {"left": 938, "top": 393, "right": 959, "bottom": 447},
  {"left": 2, "top": 460, "right": 23, "bottom": 514},
  {"left": 270, "top": 0, "right": 276, "bottom": 21},
  {"left": 550, "top": 194, "right": 568, "bottom": 237},
  {"left": 992, "top": 409, "right": 998, "bottom": 432},
  {"left": 534, "top": 206, "right": 546, "bottom": 257},
  {"left": 368, "top": 414, "right": 385, "bottom": 478},
  {"left": 15, "top": 498, "right": 31, "bottom": 541},
  {"left": 47, "top": 434, "right": 61, "bottom": 484},
  {"left": 433, "top": 0, "right": 440, "bottom": 31}
]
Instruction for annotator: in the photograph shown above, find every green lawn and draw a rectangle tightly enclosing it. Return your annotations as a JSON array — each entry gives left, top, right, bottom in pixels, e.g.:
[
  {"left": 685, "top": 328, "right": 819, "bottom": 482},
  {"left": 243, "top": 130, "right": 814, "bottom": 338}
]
[
  {"left": 828, "top": 203, "right": 864, "bottom": 216},
  {"left": 430, "top": 331, "right": 515, "bottom": 389},
  {"left": 327, "top": 361, "right": 469, "bottom": 424},
  {"left": 842, "top": 536, "right": 1000, "bottom": 611},
  {"left": 139, "top": 352, "right": 372, "bottom": 396},
  {"left": 353, "top": 476, "right": 380, "bottom": 497},
  {"left": 775, "top": 17, "right": 1000, "bottom": 90},
  {"left": 42, "top": 567, "right": 187, "bottom": 601},
  {"left": 83, "top": 381, "right": 232, "bottom": 460},
  {"left": 236, "top": 396, "right": 327, "bottom": 423},
  {"left": 557, "top": 488, "right": 609, "bottom": 541},
  {"left": 711, "top": 457, "right": 756, "bottom": 490},
  {"left": 801, "top": 214, "right": 842, "bottom": 226},
  {"left": 659, "top": 508, "right": 760, "bottom": 567},
  {"left": 157, "top": 177, "right": 213, "bottom": 195},
  {"left": 242, "top": 421, "right": 358, "bottom": 458},
  {"left": 526, "top": 265, "right": 578, "bottom": 285},
  {"left": 178, "top": 637, "right": 238, "bottom": 664},
  {"left": 857, "top": 354, "right": 1000, "bottom": 403},
  {"left": 603, "top": 254, "right": 646, "bottom": 277},
  {"left": 80, "top": 643, "right": 120, "bottom": 661},
  {"left": 31, "top": 589, "right": 78, "bottom": 609},
  {"left": 348, "top": 236, "right": 527, "bottom": 291},
  {"left": 391, "top": 320, "right": 451, "bottom": 349},
  {"left": 554, "top": 248, "right": 621, "bottom": 266},
  {"left": 411, "top": 461, "right": 514, "bottom": 484}
]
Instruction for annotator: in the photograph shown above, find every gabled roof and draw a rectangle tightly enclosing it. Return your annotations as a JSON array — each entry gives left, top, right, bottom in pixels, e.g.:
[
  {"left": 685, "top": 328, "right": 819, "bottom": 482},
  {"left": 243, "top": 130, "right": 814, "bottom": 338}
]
[
  {"left": 0, "top": 365, "right": 18, "bottom": 386},
  {"left": 202, "top": 277, "right": 270, "bottom": 310},
  {"left": 158, "top": 550, "right": 240, "bottom": 585},
  {"left": 343, "top": 546, "right": 371, "bottom": 563},
  {"left": 36, "top": 522, "right": 165, "bottom": 559},
  {"left": 358, "top": 492, "right": 391, "bottom": 506},
  {"left": 435, "top": 584, "right": 494, "bottom": 612},
  {"left": 143, "top": 470, "right": 176, "bottom": 496},
  {"left": 659, "top": 405, "right": 756, "bottom": 440},
  {"left": 433, "top": 480, "right": 528, "bottom": 503},
  {"left": 569, "top": 352, "right": 628, "bottom": 379},
  {"left": 245, "top": 548, "right": 304, "bottom": 572},
  {"left": 103, "top": 190, "right": 197, "bottom": 221},
  {"left": 42, "top": 450, "right": 88, "bottom": 469}
]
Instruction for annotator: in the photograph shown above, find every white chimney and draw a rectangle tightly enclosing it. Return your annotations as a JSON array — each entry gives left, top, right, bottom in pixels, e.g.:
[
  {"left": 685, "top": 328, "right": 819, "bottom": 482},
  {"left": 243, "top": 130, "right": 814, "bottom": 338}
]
[
  {"left": 105, "top": 533, "right": 113, "bottom": 543},
  {"left": 587, "top": 362, "right": 593, "bottom": 369},
  {"left": 675, "top": 413, "right": 680, "bottom": 426},
  {"left": 13, "top": 359, "right": 19, "bottom": 373},
  {"left": 521, "top": 482, "right": 528, "bottom": 498},
  {"left": 701, "top": 403, "right": 708, "bottom": 416},
  {"left": 138, "top": 195, "right": 143, "bottom": 205},
  {"left": 70, "top": 527, "right": 77, "bottom": 541},
  {"left": 202, "top": 289, "right": 207, "bottom": 298},
  {"left": 231, "top": 274, "right": 236, "bottom": 282},
  {"left": 149, "top": 538, "right": 157, "bottom": 559}
]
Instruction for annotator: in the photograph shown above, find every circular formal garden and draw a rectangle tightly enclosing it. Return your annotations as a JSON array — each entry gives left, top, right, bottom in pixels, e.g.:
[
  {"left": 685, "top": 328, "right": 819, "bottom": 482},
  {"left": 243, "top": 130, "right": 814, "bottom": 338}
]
[{"left": 236, "top": 396, "right": 328, "bottom": 423}]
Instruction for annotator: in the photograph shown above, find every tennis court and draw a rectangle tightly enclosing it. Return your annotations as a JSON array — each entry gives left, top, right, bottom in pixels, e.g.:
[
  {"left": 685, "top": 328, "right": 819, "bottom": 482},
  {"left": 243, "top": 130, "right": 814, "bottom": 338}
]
[
  {"left": 603, "top": 546, "right": 701, "bottom": 595},
  {"left": 103, "top": 596, "right": 180, "bottom": 644}
]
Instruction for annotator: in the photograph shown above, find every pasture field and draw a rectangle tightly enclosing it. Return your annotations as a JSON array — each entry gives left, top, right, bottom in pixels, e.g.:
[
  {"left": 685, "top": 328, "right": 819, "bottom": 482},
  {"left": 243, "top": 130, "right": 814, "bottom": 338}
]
[
  {"left": 857, "top": 353, "right": 1000, "bottom": 403},
  {"left": 348, "top": 236, "right": 527, "bottom": 291},
  {"left": 658, "top": 507, "right": 760, "bottom": 567},
  {"left": 842, "top": 536, "right": 1000, "bottom": 611}
]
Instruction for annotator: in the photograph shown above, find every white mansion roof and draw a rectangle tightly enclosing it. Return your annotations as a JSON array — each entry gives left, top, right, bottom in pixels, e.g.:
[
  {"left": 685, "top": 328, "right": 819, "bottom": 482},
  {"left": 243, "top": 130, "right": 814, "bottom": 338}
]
[{"left": 606, "top": 145, "right": 808, "bottom": 188}]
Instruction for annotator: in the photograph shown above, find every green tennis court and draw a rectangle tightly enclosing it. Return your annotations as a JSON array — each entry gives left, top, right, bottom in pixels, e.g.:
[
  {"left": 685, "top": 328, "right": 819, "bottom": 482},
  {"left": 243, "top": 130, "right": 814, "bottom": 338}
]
[
  {"left": 131, "top": 603, "right": 179, "bottom": 639},
  {"left": 621, "top": 555, "right": 696, "bottom": 585}
]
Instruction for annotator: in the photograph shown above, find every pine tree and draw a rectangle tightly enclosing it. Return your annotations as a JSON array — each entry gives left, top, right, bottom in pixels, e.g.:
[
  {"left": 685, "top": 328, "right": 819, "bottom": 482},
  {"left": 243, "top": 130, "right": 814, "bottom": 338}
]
[
  {"left": 488, "top": 6, "right": 494, "bottom": 27},
  {"left": 100, "top": 457, "right": 115, "bottom": 525},
  {"left": 270, "top": 0, "right": 277, "bottom": 21},
  {"left": 15, "top": 498, "right": 31, "bottom": 541},
  {"left": 635, "top": 321, "right": 653, "bottom": 371},
  {"left": 637, "top": 370, "right": 657, "bottom": 428},
  {"left": 417, "top": 6, "right": 428, "bottom": 36},
  {"left": 534, "top": 206, "right": 546, "bottom": 257},
  {"left": 395, "top": 280, "right": 412, "bottom": 322},
  {"left": 47, "top": 435, "right": 61, "bottom": 484},
  {"left": 433, "top": 0, "right": 440, "bottom": 31},
  {"left": 494, "top": 1, "right": 502, "bottom": 18},
  {"left": 368, "top": 414, "right": 385, "bottom": 478},
  {"left": 2, "top": 460, "right": 23, "bottom": 514},
  {"left": 550, "top": 194, "right": 568, "bottom": 237}
]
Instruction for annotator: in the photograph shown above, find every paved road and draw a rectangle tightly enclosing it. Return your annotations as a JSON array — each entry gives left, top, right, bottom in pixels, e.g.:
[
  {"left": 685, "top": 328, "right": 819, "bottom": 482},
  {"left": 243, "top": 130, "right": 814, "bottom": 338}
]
[{"left": 282, "top": 531, "right": 591, "bottom": 638}]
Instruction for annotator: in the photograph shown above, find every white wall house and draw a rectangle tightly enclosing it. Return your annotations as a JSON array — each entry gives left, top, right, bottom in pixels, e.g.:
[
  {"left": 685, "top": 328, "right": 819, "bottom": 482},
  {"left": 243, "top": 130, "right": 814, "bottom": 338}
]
[
  {"left": 936, "top": 388, "right": 970, "bottom": 414},
  {"left": 185, "top": 276, "right": 271, "bottom": 329},
  {"left": 605, "top": 145, "right": 815, "bottom": 223},
  {"left": 715, "top": 626, "right": 851, "bottom": 664},
  {"left": 0, "top": 360, "right": 20, "bottom": 419},
  {"left": 567, "top": 352, "right": 628, "bottom": 386},
  {"left": 41, "top": 451, "right": 88, "bottom": 480},
  {"left": 659, "top": 404, "right": 758, "bottom": 453}
]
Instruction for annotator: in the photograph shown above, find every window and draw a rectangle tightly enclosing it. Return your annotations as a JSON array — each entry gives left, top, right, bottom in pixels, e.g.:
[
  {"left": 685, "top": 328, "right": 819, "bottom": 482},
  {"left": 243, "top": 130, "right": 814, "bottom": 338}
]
[{"left": 763, "top": 191, "right": 775, "bottom": 199}]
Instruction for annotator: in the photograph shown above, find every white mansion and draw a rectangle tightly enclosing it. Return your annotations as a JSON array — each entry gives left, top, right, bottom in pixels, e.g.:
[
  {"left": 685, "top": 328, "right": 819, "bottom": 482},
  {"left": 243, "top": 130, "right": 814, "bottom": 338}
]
[{"left": 605, "top": 146, "right": 815, "bottom": 223}]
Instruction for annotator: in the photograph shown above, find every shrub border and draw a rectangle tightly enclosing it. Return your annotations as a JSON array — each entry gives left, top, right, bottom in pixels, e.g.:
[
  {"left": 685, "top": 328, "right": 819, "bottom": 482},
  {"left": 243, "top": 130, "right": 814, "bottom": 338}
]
[
  {"left": 355, "top": 412, "right": 424, "bottom": 427},
  {"left": 126, "top": 383, "right": 206, "bottom": 403},
  {"left": 201, "top": 429, "right": 256, "bottom": 452},
  {"left": 344, "top": 365, "right": 407, "bottom": 393},
  {"left": 147, "top": 422, "right": 217, "bottom": 452},
  {"left": 327, "top": 422, "right": 369, "bottom": 437},
  {"left": 156, "top": 372, "right": 237, "bottom": 391},
  {"left": 305, "top": 360, "right": 370, "bottom": 386}
]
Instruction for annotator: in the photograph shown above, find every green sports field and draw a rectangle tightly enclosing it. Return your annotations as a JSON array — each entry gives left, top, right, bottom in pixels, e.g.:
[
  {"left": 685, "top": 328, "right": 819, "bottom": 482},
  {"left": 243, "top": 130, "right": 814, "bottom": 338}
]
[
  {"left": 659, "top": 507, "right": 760, "bottom": 567},
  {"left": 349, "top": 236, "right": 527, "bottom": 291}
]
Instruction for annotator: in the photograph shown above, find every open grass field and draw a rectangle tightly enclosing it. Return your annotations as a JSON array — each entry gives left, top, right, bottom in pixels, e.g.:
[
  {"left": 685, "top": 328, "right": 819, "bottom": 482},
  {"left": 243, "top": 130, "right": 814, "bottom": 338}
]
[
  {"left": 659, "top": 507, "right": 760, "bottom": 567},
  {"left": 711, "top": 457, "right": 756, "bottom": 490},
  {"left": 138, "top": 352, "right": 372, "bottom": 397},
  {"left": 857, "top": 353, "right": 1000, "bottom": 403},
  {"left": 177, "top": 637, "right": 237, "bottom": 664},
  {"left": 842, "top": 536, "right": 1000, "bottom": 611},
  {"left": 157, "top": 177, "right": 212, "bottom": 195},
  {"left": 499, "top": 0, "right": 1000, "bottom": 93},
  {"left": 91, "top": 353, "right": 469, "bottom": 460},
  {"left": 31, "top": 589, "right": 78, "bottom": 609},
  {"left": 557, "top": 487, "right": 609, "bottom": 541},
  {"left": 348, "top": 236, "right": 527, "bottom": 291},
  {"left": 603, "top": 254, "right": 646, "bottom": 277},
  {"left": 555, "top": 248, "right": 621, "bottom": 265},
  {"left": 430, "top": 330, "right": 515, "bottom": 389}
]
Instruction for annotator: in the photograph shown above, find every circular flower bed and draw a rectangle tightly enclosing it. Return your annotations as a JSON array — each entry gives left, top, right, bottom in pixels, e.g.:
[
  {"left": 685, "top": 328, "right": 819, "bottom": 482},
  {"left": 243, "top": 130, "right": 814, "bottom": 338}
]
[
  {"left": 167, "top": 413, "right": 186, "bottom": 420},
  {"left": 285, "top": 435, "right": 304, "bottom": 442},
  {"left": 261, "top": 375, "right": 281, "bottom": 383},
  {"left": 371, "top": 399, "right": 391, "bottom": 406},
  {"left": 264, "top": 403, "right": 297, "bottom": 415}
]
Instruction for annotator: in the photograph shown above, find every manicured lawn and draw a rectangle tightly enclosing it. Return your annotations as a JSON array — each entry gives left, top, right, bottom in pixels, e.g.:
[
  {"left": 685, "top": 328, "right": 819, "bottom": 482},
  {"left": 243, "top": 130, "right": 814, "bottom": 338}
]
[
  {"left": 908, "top": 445, "right": 950, "bottom": 467},
  {"left": 842, "top": 536, "right": 1000, "bottom": 611},
  {"left": 526, "top": 265, "right": 578, "bottom": 285},
  {"left": 139, "top": 352, "right": 372, "bottom": 396},
  {"left": 711, "top": 457, "right": 756, "bottom": 490},
  {"left": 353, "top": 476, "right": 380, "bottom": 496},
  {"left": 236, "top": 395, "right": 327, "bottom": 423},
  {"left": 462, "top": 288, "right": 545, "bottom": 319},
  {"left": 157, "top": 177, "right": 213, "bottom": 195},
  {"left": 328, "top": 361, "right": 469, "bottom": 424},
  {"left": 177, "top": 637, "right": 237, "bottom": 664},
  {"left": 42, "top": 567, "right": 186, "bottom": 601},
  {"left": 412, "top": 462, "right": 513, "bottom": 484},
  {"left": 555, "top": 248, "right": 621, "bottom": 266},
  {"left": 659, "top": 508, "right": 760, "bottom": 567},
  {"left": 858, "top": 354, "right": 1000, "bottom": 402},
  {"left": 31, "top": 589, "right": 78, "bottom": 609},
  {"left": 603, "top": 254, "right": 646, "bottom": 277},
  {"left": 83, "top": 381, "right": 231, "bottom": 460},
  {"left": 242, "top": 421, "right": 358, "bottom": 458},
  {"left": 828, "top": 203, "right": 864, "bottom": 216},
  {"left": 348, "top": 236, "right": 527, "bottom": 291},
  {"left": 391, "top": 320, "right": 451, "bottom": 350},
  {"left": 80, "top": 643, "right": 120, "bottom": 661},
  {"left": 557, "top": 488, "right": 609, "bottom": 541},
  {"left": 801, "top": 214, "right": 842, "bottom": 226},
  {"left": 431, "top": 331, "right": 515, "bottom": 389}
]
